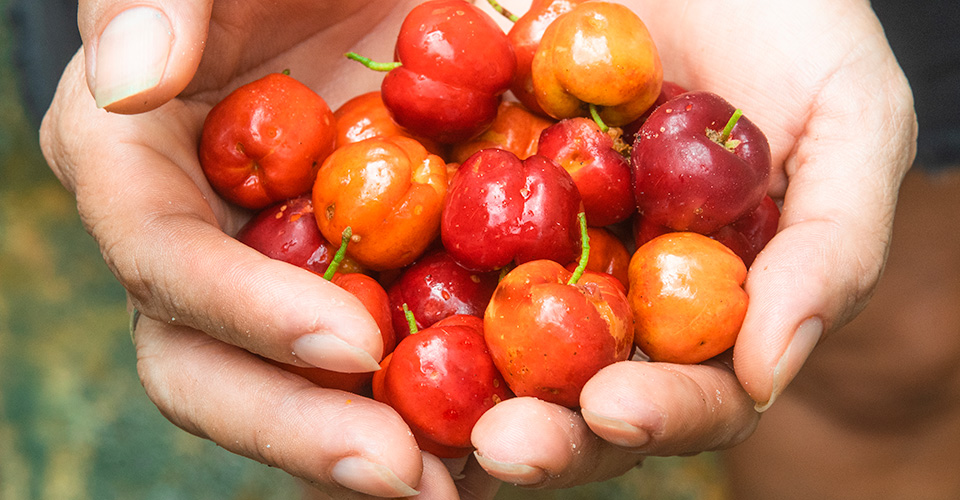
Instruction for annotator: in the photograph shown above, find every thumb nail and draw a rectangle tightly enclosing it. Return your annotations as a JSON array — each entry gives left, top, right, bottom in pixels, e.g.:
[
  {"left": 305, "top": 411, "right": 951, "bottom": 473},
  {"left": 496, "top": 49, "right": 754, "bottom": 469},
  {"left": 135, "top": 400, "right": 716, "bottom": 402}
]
[
  {"left": 93, "top": 7, "right": 173, "bottom": 109},
  {"left": 292, "top": 333, "right": 382, "bottom": 373},
  {"left": 756, "top": 316, "right": 822, "bottom": 412},
  {"left": 330, "top": 456, "right": 419, "bottom": 497}
]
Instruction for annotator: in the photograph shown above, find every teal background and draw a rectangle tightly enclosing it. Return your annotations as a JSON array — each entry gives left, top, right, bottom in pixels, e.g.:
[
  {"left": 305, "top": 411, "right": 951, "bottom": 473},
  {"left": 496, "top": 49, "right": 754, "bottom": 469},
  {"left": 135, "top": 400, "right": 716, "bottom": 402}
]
[{"left": 0, "top": 2, "right": 728, "bottom": 498}]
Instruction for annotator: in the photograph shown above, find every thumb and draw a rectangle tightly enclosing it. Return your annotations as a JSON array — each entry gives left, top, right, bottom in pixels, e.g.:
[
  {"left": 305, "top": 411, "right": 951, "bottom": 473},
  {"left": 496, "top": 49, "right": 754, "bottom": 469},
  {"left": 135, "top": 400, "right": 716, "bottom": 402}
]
[{"left": 78, "top": 0, "right": 214, "bottom": 113}]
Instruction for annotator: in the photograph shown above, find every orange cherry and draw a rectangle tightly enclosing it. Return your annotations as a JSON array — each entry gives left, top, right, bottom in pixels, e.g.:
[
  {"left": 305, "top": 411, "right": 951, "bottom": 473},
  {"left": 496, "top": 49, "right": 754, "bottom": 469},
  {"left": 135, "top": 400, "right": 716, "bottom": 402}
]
[{"left": 628, "top": 232, "right": 747, "bottom": 364}]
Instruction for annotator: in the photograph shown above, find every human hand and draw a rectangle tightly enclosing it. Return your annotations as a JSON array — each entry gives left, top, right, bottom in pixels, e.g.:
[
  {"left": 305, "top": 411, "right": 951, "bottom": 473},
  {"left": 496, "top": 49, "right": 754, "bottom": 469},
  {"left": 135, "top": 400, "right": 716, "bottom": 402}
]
[
  {"left": 42, "top": 0, "right": 505, "bottom": 497},
  {"left": 42, "top": 0, "right": 915, "bottom": 497},
  {"left": 614, "top": 0, "right": 917, "bottom": 410},
  {"left": 463, "top": 0, "right": 916, "bottom": 490}
]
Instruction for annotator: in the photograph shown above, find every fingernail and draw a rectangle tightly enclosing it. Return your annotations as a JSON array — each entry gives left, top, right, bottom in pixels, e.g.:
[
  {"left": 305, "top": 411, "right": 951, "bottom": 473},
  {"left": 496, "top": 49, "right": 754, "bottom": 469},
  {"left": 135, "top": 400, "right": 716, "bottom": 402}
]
[
  {"left": 330, "top": 456, "right": 419, "bottom": 497},
  {"left": 580, "top": 408, "right": 652, "bottom": 451},
  {"left": 94, "top": 7, "right": 172, "bottom": 108},
  {"left": 292, "top": 334, "right": 381, "bottom": 373},
  {"left": 755, "top": 317, "right": 822, "bottom": 412},
  {"left": 473, "top": 452, "right": 546, "bottom": 486}
]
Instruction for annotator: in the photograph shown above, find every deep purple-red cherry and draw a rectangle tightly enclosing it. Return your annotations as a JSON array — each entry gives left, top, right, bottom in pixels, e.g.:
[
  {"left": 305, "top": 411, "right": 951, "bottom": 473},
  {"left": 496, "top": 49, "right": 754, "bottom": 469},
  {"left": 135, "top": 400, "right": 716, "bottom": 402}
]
[
  {"left": 632, "top": 91, "right": 771, "bottom": 234},
  {"left": 386, "top": 250, "right": 499, "bottom": 341},
  {"left": 235, "top": 195, "right": 363, "bottom": 275}
]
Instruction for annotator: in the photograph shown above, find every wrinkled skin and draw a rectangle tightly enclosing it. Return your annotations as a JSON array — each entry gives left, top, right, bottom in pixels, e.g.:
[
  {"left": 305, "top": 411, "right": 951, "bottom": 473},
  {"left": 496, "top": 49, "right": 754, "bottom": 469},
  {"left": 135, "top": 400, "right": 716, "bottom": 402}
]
[{"left": 42, "top": 0, "right": 915, "bottom": 498}]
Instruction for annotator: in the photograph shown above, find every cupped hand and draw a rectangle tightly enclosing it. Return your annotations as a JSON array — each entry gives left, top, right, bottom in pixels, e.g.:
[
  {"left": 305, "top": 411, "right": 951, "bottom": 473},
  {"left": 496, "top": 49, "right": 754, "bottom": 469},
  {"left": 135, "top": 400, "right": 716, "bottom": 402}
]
[
  {"left": 468, "top": 0, "right": 915, "bottom": 491},
  {"left": 622, "top": 0, "right": 917, "bottom": 408},
  {"left": 42, "top": 0, "right": 504, "bottom": 497},
  {"left": 42, "top": 0, "right": 916, "bottom": 496}
]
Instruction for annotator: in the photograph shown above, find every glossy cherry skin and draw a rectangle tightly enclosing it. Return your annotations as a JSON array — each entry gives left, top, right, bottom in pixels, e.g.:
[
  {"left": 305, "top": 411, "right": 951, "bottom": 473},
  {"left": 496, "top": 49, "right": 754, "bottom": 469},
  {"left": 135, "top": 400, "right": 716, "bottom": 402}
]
[
  {"left": 628, "top": 232, "right": 748, "bottom": 364},
  {"left": 485, "top": 260, "right": 634, "bottom": 408},
  {"left": 506, "top": 0, "right": 584, "bottom": 116},
  {"left": 632, "top": 91, "right": 772, "bottom": 234},
  {"left": 387, "top": 250, "right": 499, "bottom": 341},
  {"left": 312, "top": 136, "right": 448, "bottom": 271},
  {"left": 381, "top": 0, "right": 516, "bottom": 144},
  {"left": 633, "top": 195, "right": 781, "bottom": 268},
  {"left": 199, "top": 72, "right": 336, "bottom": 209},
  {"left": 537, "top": 117, "right": 635, "bottom": 227},
  {"left": 332, "top": 90, "right": 444, "bottom": 156},
  {"left": 235, "top": 195, "right": 364, "bottom": 276},
  {"left": 373, "top": 315, "right": 512, "bottom": 458},
  {"left": 532, "top": 2, "right": 662, "bottom": 126},
  {"left": 449, "top": 100, "right": 555, "bottom": 164},
  {"left": 441, "top": 148, "right": 582, "bottom": 272}
]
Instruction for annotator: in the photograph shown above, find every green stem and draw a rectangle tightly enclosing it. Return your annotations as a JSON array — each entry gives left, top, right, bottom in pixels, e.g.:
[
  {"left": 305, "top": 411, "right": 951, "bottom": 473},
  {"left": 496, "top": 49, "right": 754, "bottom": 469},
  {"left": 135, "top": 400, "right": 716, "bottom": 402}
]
[
  {"left": 719, "top": 109, "right": 743, "bottom": 144},
  {"left": 322, "top": 227, "right": 352, "bottom": 281},
  {"left": 402, "top": 303, "right": 419, "bottom": 335},
  {"left": 589, "top": 103, "right": 609, "bottom": 133},
  {"left": 567, "top": 212, "right": 590, "bottom": 285},
  {"left": 486, "top": 0, "right": 519, "bottom": 22},
  {"left": 344, "top": 52, "right": 403, "bottom": 72}
]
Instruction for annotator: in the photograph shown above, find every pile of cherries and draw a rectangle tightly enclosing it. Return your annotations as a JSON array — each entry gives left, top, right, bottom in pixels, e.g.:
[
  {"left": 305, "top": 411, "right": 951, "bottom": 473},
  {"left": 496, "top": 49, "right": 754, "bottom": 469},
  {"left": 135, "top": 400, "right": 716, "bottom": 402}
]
[{"left": 197, "top": 0, "right": 779, "bottom": 459}]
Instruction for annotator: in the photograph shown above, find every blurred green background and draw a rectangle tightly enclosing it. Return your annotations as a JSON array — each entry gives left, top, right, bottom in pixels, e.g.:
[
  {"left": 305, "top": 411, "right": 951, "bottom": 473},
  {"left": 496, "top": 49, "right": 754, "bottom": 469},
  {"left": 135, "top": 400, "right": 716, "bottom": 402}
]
[{"left": 0, "top": 2, "right": 729, "bottom": 498}]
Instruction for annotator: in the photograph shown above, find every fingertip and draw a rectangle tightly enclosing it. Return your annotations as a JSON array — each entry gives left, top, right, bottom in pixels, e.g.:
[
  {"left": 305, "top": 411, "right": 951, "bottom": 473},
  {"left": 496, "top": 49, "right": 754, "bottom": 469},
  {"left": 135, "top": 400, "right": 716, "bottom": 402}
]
[
  {"left": 748, "top": 316, "right": 823, "bottom": 412},
  {"left": 409, "top": 452, "right": 461, "bottom": 499},
  {"left": 81, "top": 1, "right": 212, "bottom": 113},
  {"left": 329, "top": 456, "right": 419, "bottom": 497},
  {"left": 734, "top": 222, "right": 836, "bottom": 407},
  {"left": 470, "top": 398, "right": 577, "bottom": 485},
  {"left": 581, "top": 360, "right": 758, "bottom": 456},
  {"left": 579, "top": 362, "right": 665, "bottom": 449}
]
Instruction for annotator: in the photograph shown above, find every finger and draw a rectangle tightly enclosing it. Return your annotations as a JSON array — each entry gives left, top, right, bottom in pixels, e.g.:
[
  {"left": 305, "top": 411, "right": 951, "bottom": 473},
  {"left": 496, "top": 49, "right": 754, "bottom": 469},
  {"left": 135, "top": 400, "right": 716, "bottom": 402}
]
[
  {"left": 78, "top": 0, "right": 214, "bottom": 112},
  {"left": 579, "top": 359, "right": 759, "bottom": 457},
  {"left": 134, "top": 315, "right": 421, "bottom": 498},
  {"left": 451, "top": 455, "right": 502, "bottom": 500},
  {"left": 41, "top": 66, "right": 383, "bottom": 373},
  {"left": 733, "top": 31, "right": 916, "bottom": 410},
  {"left": 471, "top": 398, "right": 643, "bottom": 489},
  {"left": 407, "top": 453, "right": 462, "bottom": 500}
]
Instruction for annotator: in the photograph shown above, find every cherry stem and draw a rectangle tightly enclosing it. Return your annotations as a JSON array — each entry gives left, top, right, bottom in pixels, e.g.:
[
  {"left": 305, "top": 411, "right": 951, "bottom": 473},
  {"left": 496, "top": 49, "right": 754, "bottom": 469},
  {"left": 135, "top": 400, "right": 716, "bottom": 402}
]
[
  {"left": 719, "top": 109, "right": 743, "bottom": 144},
  {"left": 322, "top": 227, "right": 352, "bottom": 281},
  {"left": 486, "top": 0, "right": 519, "bottom": 22},
  {"left": 344, "top": 52, "right": 402, "bottom": 72},
  {"left": 281, "top": 68, "right": 290, "bottom": 76},
  {"left": 567, "top": 212, "right": 590, "bottom": 285},
  {"left": 589, "top": 104, "right": 609, "bottom": 133},
  {"left": 402, "top": 303, "right": 419, "bottom": 335}
]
